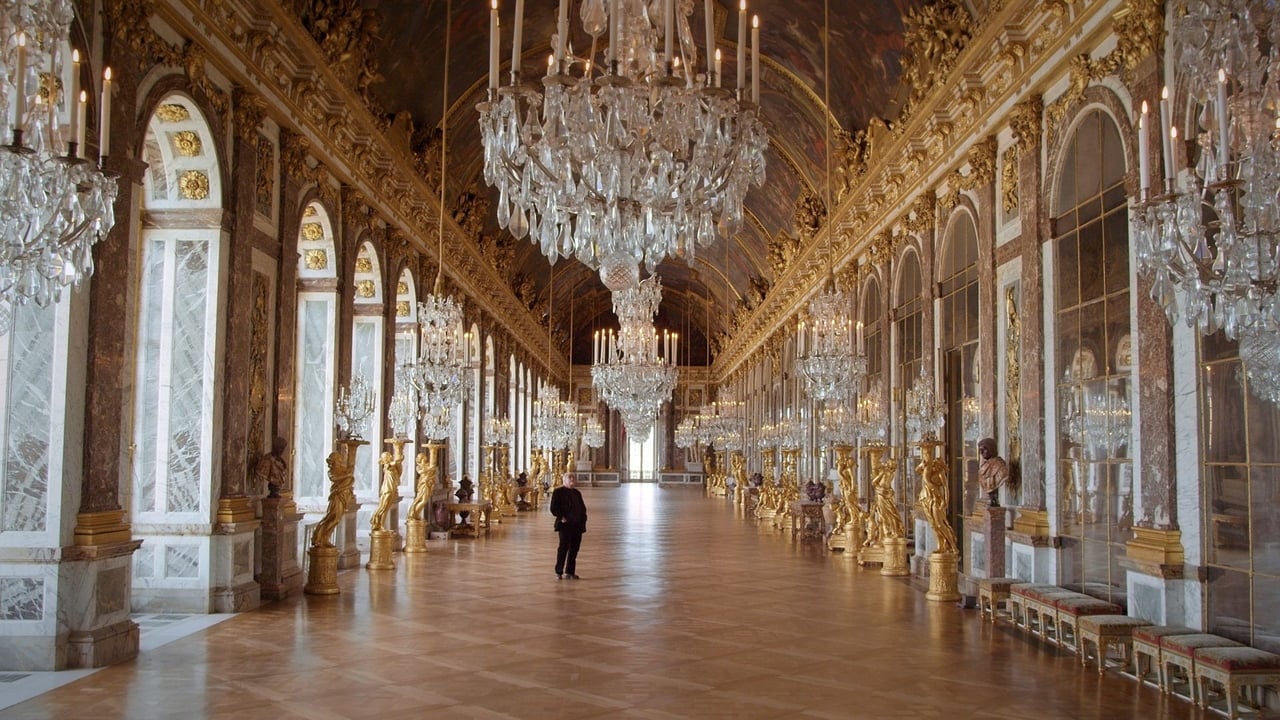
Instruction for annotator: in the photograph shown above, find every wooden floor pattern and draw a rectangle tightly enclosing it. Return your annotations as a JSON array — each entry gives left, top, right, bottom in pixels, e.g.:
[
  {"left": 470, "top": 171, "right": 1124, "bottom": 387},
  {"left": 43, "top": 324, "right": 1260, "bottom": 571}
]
[{"left": 6, "top": 486, "right": 1213, "bottom": 719}]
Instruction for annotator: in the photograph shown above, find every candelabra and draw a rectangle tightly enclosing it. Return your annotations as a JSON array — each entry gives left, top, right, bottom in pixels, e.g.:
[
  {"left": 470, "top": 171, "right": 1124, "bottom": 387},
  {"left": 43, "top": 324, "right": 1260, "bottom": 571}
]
[
  {"left": 580, "top": 414, "right": 605, "bottom": 450},
  {"left": 0, "top": 1, "right": 118, "bottom": 330},
  {"left": 477, "top": 0, "right": 768, "bottom": 287},
  {"left": 797, "top": 289, "right": 867, "bottom": 403},
  {"left": 904, "top": 367, "right": 945, "bottom": 442},
  {"left": 1130, "top": 0, "right": 1280, "bottom": 402},
  {"left": 855, "top": 378, "right": 888, "bottom": 446},
  {"left": 387, "top": 389, "right": 417, "bottom": 439},
  {"left": 334, "top": 374, "right": 376, "bottom": 439}
]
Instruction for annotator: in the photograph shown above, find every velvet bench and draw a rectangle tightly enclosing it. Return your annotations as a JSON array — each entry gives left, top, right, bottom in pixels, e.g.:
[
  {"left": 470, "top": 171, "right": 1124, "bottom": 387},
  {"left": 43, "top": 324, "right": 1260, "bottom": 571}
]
[
  {"left": 1193, "top": 645, "right": 1280, "bottom": 719},
  {"left": 1076, "top": 615, "right": 1151, "bottom": 674}
]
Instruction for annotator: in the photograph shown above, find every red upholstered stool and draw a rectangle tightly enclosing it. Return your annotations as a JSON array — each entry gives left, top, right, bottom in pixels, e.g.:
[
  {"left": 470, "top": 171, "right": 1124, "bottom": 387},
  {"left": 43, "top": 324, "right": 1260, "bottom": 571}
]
[
  {"left": 1025, "top": 589, "right": 1083, "bottom": 643},
  {"left": 1193, "top": 646, "right": 1280, "bottom": 719},
  {"left": 977, "top": 577, "right": 1019, "bottom": 622},
  {"left": 1009, "top": 584, "right": 1057, "bottom": 631},
  {"left": 1076, "top": 615, "right": 1151, "bottom": 674},
  {"left": 1161, "top": 633, "right": 1244, "bottom": 704},
  {"left": 1052, "top": 596, "right": 1122, "bottom": 653},
  {"left": 1132, "top": 625, "right": 1198, "bottom": 689}
]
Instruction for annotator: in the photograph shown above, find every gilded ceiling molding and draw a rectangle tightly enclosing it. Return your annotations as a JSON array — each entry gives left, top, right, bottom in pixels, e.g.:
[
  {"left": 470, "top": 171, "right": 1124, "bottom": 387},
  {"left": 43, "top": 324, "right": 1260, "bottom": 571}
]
[
  {"left": 234, "top": 92, "right": 267, "bottom": 145},
  {"left": 1009, "top": 94, "right": 1044, "bottom": 153},
  {"left": 1045, "top": 0, "right": 1163, "bottom": 129}
]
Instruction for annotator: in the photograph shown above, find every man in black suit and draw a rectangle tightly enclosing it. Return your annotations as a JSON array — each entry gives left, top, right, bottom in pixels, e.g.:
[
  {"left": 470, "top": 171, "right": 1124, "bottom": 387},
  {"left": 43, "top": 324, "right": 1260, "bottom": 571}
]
[{"left": 550, "top": 474, "right": 587, "bottom": 579}]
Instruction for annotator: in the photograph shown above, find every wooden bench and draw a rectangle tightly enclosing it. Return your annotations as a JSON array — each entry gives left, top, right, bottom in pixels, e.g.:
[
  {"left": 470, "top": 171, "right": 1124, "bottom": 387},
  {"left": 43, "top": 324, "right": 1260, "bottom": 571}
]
[
  {"left": 1193, "top": 646, "right": 1280, "bottom": 718},
  {"left": 1161, "top": 633, "right": 1244, "bottom": 704},
  {"left": 977, "top": 577, "right": 1020, "bottom": 622},
  {"left": 1132, "top": 625, "right": 1199, "bottom": 689},
  {"left": 1077, "top": 615, "right": 1151, "bottom": 674}
]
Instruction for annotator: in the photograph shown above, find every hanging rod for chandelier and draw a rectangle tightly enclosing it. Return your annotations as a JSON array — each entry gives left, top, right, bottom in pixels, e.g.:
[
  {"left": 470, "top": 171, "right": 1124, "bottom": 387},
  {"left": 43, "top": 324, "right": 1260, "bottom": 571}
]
[{"left": 478, "top": 0, "right": 769, "bottom": 290}]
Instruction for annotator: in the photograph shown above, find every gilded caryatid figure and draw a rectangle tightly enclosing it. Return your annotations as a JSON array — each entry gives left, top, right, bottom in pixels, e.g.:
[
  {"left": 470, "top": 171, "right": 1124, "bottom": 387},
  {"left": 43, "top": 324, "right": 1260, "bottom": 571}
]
[
  {"left": 731, "top": 451, "right": 747, "bottom": 494},
  {"left": 830, "top": 445, "right": 863, "bottom": 536},
  {"left": 370, "top": 449, "right": 401, "bottom": 533},
  {"left": 866, "top": 451, "right": 904, "bottom": 545},
  {"left": 409, "top": 451, "right": 434, "bottom": 524},
  {"left": 312, "top": 450, "right": 356, "bottom": 549},
  {"left": 916, "top": 441, "right": 957, "bottom": 556},
  {"left": 530, "top": 448, "right": 547, "bottom": 489}
]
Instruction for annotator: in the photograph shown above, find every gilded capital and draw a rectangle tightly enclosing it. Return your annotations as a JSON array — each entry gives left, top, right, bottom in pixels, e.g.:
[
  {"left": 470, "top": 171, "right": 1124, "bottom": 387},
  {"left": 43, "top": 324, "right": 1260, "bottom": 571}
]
[{"left": 1009, "top": 95, "right": 1043, "bottom": 153}]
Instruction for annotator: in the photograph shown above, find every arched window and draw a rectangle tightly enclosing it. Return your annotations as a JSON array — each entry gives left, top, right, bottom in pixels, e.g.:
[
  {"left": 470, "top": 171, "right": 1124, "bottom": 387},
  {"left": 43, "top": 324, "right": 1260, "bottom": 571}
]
[
  {"left": 130, "top": 95, "right": 226, "bottom": 598},
  {"left": 938, "top": 211, "right": 980, "bottom": 532},
  {"left": 895, "top": 250, "right": 924, "bottom": 515},
  {"left": 1053, "top": 108, "right": 1132, "bottom": 605},
  {"left": 351, "top": 242, "right": 385, "bottom": 503},
  {"left": 293, "top": 202, "right": 339, "bottom": 504},
  {"left": 394, "top": 268, "right": 419, "bottom": 518}
]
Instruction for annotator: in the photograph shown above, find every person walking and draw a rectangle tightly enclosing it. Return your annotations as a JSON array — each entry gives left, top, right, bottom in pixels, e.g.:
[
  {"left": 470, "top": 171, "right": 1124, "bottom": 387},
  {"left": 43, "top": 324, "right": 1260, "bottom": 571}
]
[{"left": 550, "top": 474, "right": 587, "bottom": 579}]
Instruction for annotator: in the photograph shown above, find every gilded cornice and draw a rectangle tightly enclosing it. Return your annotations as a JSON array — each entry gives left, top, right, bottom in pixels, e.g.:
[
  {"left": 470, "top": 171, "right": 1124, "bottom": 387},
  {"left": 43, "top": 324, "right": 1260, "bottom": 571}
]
[
  {"left": 154, "top": 0, "right": 568, "bottom": 380},
  {"left": 714, "top": 0, "right": 1129, "bottom": 379},
  {"left": 233, "top": 92, "right": 267, "bottom": 144}
]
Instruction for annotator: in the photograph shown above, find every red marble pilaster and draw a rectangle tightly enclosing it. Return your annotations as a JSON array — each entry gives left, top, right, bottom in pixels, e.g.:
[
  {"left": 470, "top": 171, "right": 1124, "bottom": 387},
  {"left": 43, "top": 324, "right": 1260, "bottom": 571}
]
[{"left": 1017, "top": 97, "right": 1047, "bottom": 511}]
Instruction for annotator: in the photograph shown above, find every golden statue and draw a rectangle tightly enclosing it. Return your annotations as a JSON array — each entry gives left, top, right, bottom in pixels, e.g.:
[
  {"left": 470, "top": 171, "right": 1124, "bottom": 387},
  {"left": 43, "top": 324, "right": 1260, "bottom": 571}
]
[
  {"left": 409, "top": 450, "right": 436, "bottom": 522},
  {"left": 311, "top": 450, "right": 355, "bottom": 548},
  {"left": 830, "top": 446, "right": 863, "bottom": 535},
  {"left": 867, "top": 454, "right": 904, "bottom": 545},
  {"left": 370, "top": 449, "right": 400, "bottom": 532},
  {"left": 529, "top": 448, "right": 546, "bottom": 489},
  {"left": 916, "top": 442, "right": 957, "bottom": 555},
  {"left": 731, "top": 452, "right": 747, "bottom": 491}
]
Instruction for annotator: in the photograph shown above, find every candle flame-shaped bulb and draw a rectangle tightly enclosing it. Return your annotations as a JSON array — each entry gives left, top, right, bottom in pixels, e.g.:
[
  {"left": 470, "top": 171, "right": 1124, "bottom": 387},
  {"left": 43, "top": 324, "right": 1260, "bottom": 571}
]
[
  {"left": 104, "top": 67, "right": 112, "bottom": 81},
  {"left": 752, "top": 14, "right": 758, "bottom": 27},
  {"left": 1141, "top": 100, "right": 1148, "bottom": 114},
  {"left": 1161, "top": 85, "right": 1169, "bottom": 101}
]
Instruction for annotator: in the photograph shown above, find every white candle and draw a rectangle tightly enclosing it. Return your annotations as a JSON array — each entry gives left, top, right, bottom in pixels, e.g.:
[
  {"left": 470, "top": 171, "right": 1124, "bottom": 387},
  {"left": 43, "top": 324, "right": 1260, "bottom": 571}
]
[
  {"left": 736, "top": 0, "right": 746, "bottom": 92},
  {"left": 1159, "top": 85, "right": 1173, "bottom": 186},
  {"left": 1169, "top": 125, "right": 1179, "bottom": 184},
  {"left": 664, "top": 0, "right": 674, "bottom": 75},
  {"left": 512, "top": 0, "right": 525, "bottom": 80},
  {"left": 100, "top": 67, "right": 112, "bottom": 158},
  {"left": 14, "top": 34, "right": 26, "bottom": 132},
  {"left": 1217, "top": 68, "right": 1230, "bottom": 178},
  {"left": 555, "top": 0, "right": 568, "bottom": 71},
  {"left": 751, "top": 15, "right": 760, "bottom": 104},
  {"left": 546, "top": 53, "right": 555, "bottom": 78},
  {"left": 856, "top": 321, "right": 864, "bottom": 354},
  {"left": 609, "top": 0, "right": 619, "bottom": 70},
  {"left": 672, "top": 333, "right": 678, "bottom": 364},
  {"left": 76, "top": 90, "right": 87, "bottom": 151},
  {"left": 489, "top": 1, "right": 500, "bottom": 89},
  {"left": 1138, "top": 103, "right": 1150, "bottom": 197},
  {"left": 715, "top": 49, "right": 722, "bottom": 88},
  {"left": 69, "top": 49, "right": 80, "bottom": 149},
  {"left": 704, "top": 0, "right": 714, "bottom": 81}
]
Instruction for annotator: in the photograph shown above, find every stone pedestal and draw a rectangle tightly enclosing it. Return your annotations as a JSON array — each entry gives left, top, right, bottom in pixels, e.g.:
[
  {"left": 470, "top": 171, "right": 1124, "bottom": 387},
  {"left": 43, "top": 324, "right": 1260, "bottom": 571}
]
[
  {"left": 829, "top": 521, "right": 863, "bottom": 555},
  {"left": 62, "top": 539, "right": 143, "bottom": 669},
  {"left": 926, "top": 551, "right": 962, "bottom": 602},
  {"left": 304, "top": 545, "right": 340, "bottom": 595},
  {"left": 366, "top": 530, "right": 396, "bottom": 570},
  {"left": 881, "top": 537, "right": 910, "bottom": 576},
  {"left": 859, "top": 544, "right": 884, "bottom": 566},
  {"left": 337, "top": 504, "right": 362, "bottom": 569},
  {"left": 968, "top": 505, "right": 1007, "bottom": 579},
  {"left": 211, "top": 519, "right": 262, "bottom": 613},
  {"left": 258, "top": 497, "right": 303, "bottom": 601}
]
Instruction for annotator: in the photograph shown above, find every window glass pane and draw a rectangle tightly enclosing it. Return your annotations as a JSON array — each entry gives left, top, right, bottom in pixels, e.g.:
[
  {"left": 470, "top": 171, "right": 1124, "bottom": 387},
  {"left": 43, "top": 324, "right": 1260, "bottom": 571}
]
[
  {"left": 1102, "top": 121, "right": 1126, "bottom": 187},
  {"left": 1251, "top": 465, "right": 1280, "bottom": 576},
  {"left": 1203, "top": 362, "right": 1248, "bottom": 464},
  {"left": 1207, "top": 567, "right": 1251, "bottom": 644},
  {"left": 1253, "top": 574, "right": 1280, "bottom": 654},
  {"left": 1075, "top": 114, "right": 1103, "bottom": 200},
  {"left": 1247, "top": 388, "right": 1280, "bottom": 464},
  {"left": 1077, "top": 220, "right": 1105, "bottom": 301},
  {"left": 1057, "top": 234, "right": 1080, "bottom": 309},
  {"left": 1208, "top": 464, "right": 1251, "bottom": 569},
  {"left": 1103, "top": 209, "right": 1130, "bottom": 296}
]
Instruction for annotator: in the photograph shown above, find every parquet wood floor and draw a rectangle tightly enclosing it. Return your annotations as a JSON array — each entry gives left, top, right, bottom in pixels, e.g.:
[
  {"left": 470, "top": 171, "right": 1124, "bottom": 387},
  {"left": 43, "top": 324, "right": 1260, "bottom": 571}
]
[{"left": 3, "top": 486, "right": 1211, "bottom": 718}]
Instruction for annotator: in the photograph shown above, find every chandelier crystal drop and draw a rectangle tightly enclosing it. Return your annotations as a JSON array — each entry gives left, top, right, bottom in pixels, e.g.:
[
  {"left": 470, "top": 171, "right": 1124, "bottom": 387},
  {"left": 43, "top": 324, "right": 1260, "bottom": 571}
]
[
  {"left": 532, "top": 389, "right": 578, "bottom": 450},
  {"left": 478, "top": 0, "right": 768, "bottom": 284},
  {"left": 1130, "top": 0, "right": 1280, "bottom": 401},
  {"left": 591, "top": 275, "right": 678, "bottom": 441},
  {"left": 387, "top": 388, "right": 417, "bottom": 439},
  {"left": 580, "top": 414, "right": 605, "bottom": 449},
  {"left": 818, "top": 401, "right": 857, "bottom": 447},
  {"left": 483, "top": 414, "right": 513, "bottom": 446},
  {"left": 404, "top": 294, "right": 474, "bottom": 437},
  {"left": 854, "top": 378, "right": 888, "bottom": 445},
  {"left": 0, "top": 0, "right": 118, "bottom": 329},
  {"left": 797, "top": 287, "right": 866, "bottom": 403}
]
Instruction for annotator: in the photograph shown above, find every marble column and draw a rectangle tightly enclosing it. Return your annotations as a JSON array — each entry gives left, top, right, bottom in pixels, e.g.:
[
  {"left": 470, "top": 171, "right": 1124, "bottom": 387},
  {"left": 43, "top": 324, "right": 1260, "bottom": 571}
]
[
  {"left": 1009, "top": 96, "right": 1052, "bottom": 543},
  {"left": 211, "top": 92, "right": 267, "bottom": 613},
  {"left": 66, "top": 153, "right": 149, "bottom": 668}
]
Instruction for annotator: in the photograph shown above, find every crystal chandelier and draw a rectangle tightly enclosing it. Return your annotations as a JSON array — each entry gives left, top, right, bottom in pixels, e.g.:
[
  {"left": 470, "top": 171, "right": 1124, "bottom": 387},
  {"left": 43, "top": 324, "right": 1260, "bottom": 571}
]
[
  {"left": 818, "top": 401, "right": 857, "bottom": 447},
  {"left": 335, "top": 374, "right": 376, "bottom": 439},
  {"left": 484, "top": 414, "right": 513, "bottom": 446},
  {"left": 0, "top": 0, "right": 118, "bottom": 328},
  {"left": 387, "top": 388, "right": 417, "bottom": 439},
  {"left": 1130, "top": 0, "right": 1280, "bottom": 401},
  {"left": 797, "top": 289, "right": 866, "bottom": 403},
  {"left": 591, "top": 275, "right": 678, "bottom": 440},
  {"left": 775, "top": 415, "right": 808, "bottom": 449},
  {"left": 532, "top": 383, "right": 578, "bottom": 450},
  {"left": 478, "top": 0, "right": 768, "bottom": 286},
  {"left": 580, "top": 414, "right": 605, "bottom": 449},
  {"left": 405, "top": 9, "right": 473, "bottom": 435},
  {"left": 904, "top": 367, "right": 945, "bottom": 441}
]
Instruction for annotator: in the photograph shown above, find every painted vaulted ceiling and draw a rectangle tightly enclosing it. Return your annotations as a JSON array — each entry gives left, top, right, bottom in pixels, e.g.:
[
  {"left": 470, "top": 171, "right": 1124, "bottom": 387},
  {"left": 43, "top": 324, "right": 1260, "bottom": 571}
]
[{"left": 359, "top": 0, "right": 938, "bottom": 365}]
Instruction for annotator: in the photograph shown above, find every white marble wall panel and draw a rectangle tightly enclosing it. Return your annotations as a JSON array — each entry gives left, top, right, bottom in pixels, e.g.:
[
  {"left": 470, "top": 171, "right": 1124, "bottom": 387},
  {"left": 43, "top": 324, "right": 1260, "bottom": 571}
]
[
  {"left": 0, "top": 578, "right": 44, "bottom": 621},
  {"left": 133, "top": 241, "right": 167, "bottom": 512},
  {"left": 164, "top": 545, "right": 200, "bottom": 579},
  {"left": 295, "top": 296, "right": 335, "bottom": 500},
  {"left": 971, "top": 532, "right": 988, "bottom": 576},
  {"left": 132, "top": 535, "right": 214, "bottom": 612},
  {"left": 1172, "top": 320, "right": 1202, "bottom": 565},
  {"left": 351, "top": 319, "right": 382, "bottom": 499},
  {"left": 133, "top": 546, "right": 155, "bottom": 579},
  {"left": 165, "top": 240, "right": 210, "bottom": 514},
  {"left": 2, "top": 303, "right": 54, "bottom": 533}
]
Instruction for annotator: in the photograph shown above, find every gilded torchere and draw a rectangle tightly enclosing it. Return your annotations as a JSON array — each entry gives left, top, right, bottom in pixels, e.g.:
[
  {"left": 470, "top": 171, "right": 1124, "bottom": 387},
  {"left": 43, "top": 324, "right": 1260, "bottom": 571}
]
[
  {"left": 404, "top": 442, "right": 442, "bottom": 553},
  {"left": 828, "top": 444, "right": 864, "bottom": 553},
  {"left": 480, "top": 442, "right": 503, "bottom": 524},
  {"left": 731, "top": 451, "right": 747, "bottom": 506},
  {"left": 305, "top": 438, "right": 364, "bottom": 595},
  {"left": 917, "top": 439, "right": 960, "bottom": 601},
  {"left": 756, "top": 447, "right": 778, "bottom": 520},
  {"left": 551, "top": 449, "right": 565, "bottom": 488},
  {"left": 774, "top": 447, "right": 801, "bottom": 530},
  {"left": 530, "top": 448, "right": 547, "bottom": 489},
  {"left": 366, "top": 437, "right": 406, "bottom": 571},
  {"left": 498, "top": 443, "right": 515, "bottom": 517}
]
